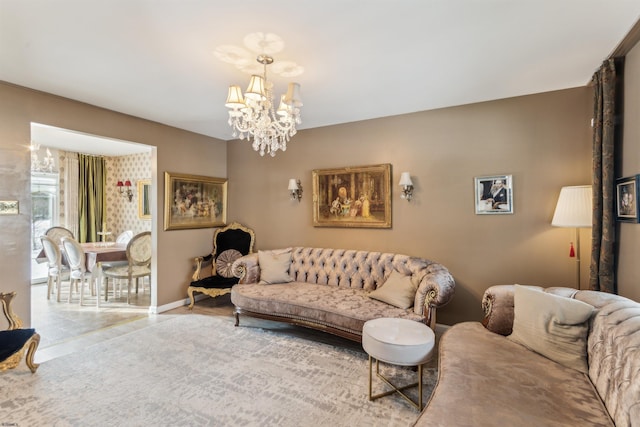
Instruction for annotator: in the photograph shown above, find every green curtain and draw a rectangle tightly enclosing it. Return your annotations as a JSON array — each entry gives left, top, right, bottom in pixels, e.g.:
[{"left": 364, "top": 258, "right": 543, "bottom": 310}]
[
  {"left": 78, "top": 154, "right": 106, "bottom": 243},
  {"left": 589, "top": 59, "right": 617, "bottom": 294}
]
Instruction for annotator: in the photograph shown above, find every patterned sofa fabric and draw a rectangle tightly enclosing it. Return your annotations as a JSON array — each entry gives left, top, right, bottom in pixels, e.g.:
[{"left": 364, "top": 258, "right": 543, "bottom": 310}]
[
  {"left": 416, "top": 285, "right": 640, "bottom": 427},
  {"left": 230, "top": 247, "right": 455, "bottom": 341}
]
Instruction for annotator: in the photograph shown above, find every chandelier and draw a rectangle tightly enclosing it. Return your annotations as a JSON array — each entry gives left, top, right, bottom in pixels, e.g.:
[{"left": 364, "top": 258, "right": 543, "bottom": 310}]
[
  {"left": 225, "top": 54, "right": 303, "bottom": 157},
  {"left": 30, "top": 143, "right": 56, "bottom": 173}
]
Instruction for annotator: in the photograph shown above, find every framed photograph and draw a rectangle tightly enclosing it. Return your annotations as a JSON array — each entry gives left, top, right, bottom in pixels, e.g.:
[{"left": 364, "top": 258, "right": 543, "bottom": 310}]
[
  {"left": 616, "top": 175, "right": 640, "bottom": 223},
  {"left": 0, "top": 200, "right": 19, "bottom": 215},
  {"left": 164, "top": 172, "right": 227, "bottom": 230},
  {"left": 474, "top": 175, "right": 513, "bottom": 215},
  {"left": 137, "top": 179, "right": 151, "bottom": 220},
  {"left": 312, "top": 163, "right": 391, "bottom": 228}
]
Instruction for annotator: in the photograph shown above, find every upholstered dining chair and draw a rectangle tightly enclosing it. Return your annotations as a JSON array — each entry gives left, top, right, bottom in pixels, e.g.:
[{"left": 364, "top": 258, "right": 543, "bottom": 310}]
[
  {"left": 40, "top": 235, "right": 70, "bottom": 302},
  {"left": 44, "top": 226, "right": 74, "bottom": 245},
  {"left": 102, "top": 231, "right": 151, "bottom": 304},
  {"left": 116, "top": 230, "right": 134, "bottom": 244},
  {"left": 61, "top": 237, "right": 92, "bottom": 305},
  {"left": 188, "top": 222, "right": 255, "bottom": 309},
  {"left": 0, "top": 292, "right": 40, "bottom": 373}
]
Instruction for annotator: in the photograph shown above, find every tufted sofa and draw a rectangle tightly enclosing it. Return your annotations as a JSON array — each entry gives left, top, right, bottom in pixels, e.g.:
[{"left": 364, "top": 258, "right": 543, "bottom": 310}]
[
  {"left": 230, "top": 247, "right": 455, "bottom": 341},
  {"left": 415, "top": 285, "right": 640, "bottom": 427}
]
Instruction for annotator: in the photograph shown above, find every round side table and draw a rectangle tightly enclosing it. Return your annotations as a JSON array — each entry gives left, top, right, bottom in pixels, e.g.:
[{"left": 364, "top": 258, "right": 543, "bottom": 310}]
[{"left": 362, "top": 317, "right": 435, "bottom": 410}]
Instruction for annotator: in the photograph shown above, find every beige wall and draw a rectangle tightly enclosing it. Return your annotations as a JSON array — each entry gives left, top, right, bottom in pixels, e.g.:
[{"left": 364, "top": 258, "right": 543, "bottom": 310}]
[
  {"left": 227, "top": 88, "right": 593, "bottom": 325},
  {"left": 0, "top": 82, "right": 227, "bottom": 324},
  {"left": 618, "top": 40, "right": 640, "bottom": 302}
]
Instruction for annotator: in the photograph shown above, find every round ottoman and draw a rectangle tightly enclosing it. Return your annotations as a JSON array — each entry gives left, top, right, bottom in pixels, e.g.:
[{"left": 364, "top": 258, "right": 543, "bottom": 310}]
[{"left": 362, "top": 317, "right": 435, "bottom": 410}]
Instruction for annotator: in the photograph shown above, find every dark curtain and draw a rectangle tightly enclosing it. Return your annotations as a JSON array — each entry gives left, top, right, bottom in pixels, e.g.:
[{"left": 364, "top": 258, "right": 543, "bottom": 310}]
[
  {"left": 78, "top": 154, "right": 106, "bottom": 243},
  {"left": 589, "top": 59, "right": 617, "bottom": 294}
]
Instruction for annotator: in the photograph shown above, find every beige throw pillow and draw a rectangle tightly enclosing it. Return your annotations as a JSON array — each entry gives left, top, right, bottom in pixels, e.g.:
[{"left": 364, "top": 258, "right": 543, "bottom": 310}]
[
  {"left": 368, "top": 270, "right": 418, "bottom": 309},
  {"left": 507, "top": 284, "right": 594, "bottom": 373},
  {"left": 258, "top": 249, "right": 294, "bottom": 284}
]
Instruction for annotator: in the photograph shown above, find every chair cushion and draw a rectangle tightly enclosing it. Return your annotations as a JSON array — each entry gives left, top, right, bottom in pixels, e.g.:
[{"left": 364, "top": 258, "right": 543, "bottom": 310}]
[
  {"left": 0, "top": 328, "right": 36, "bottom": 361},
  {"left": 190, "top": 275, "right": 239, "bottom": 289},
  {"left": 103, "top": 265, "right": 151, "bottom": 279}
]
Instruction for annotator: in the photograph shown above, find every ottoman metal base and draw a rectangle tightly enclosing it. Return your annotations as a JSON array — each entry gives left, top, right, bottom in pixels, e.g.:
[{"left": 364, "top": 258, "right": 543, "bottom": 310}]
[{"left": 368, "top": 356, "right": 425, "bottom": 410}]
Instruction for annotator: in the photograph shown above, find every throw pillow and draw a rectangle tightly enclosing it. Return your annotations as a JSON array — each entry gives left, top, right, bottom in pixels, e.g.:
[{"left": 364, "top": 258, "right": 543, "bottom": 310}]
[
  {"left": 507, "top": 284, "right": 595, "bottom": 373},
  {"left": 368, "top": 270, "right": 419, "bottom": 309},
  {"left": 215, "top": 249, "right": 243, "bottom": 278},
  {"left": 258, "top": 249, "right": 294, "bottom": 284}
]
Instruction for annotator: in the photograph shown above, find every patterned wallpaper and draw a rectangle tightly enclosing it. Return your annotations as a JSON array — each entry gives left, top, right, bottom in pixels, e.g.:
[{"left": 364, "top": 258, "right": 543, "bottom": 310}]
[{"left": 105, "top": 152, "right": 152, "bottom": 239}]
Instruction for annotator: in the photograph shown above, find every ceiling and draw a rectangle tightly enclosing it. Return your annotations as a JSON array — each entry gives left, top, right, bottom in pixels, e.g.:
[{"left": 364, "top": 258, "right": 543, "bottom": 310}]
[{"left": 2, "top": 1, "right": 640, "bottom": 150}]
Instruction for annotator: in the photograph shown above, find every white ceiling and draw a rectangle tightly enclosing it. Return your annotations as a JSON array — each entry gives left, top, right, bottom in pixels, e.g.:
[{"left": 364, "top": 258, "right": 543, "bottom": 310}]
[{"left": 2, "top": 1, "right": 640, "bottom": 151}]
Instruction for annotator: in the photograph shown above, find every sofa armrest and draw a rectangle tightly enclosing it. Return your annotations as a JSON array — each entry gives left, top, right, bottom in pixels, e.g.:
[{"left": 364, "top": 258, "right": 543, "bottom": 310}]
[
  {"left": 192, "top": 254, "right": 214, "bottom": 282},
  {"left": 415, "top": 263, "right": 456, "bottom": 330},
  {"left": 481, "top": 285, "right": 580, "bottom": 335},
  {"left": 232, "top": 253, "right": 260, "bottom": 284}
]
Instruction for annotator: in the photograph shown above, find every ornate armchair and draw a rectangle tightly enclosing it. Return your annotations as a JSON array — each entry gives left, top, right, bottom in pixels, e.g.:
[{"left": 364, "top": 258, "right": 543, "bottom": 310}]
[
  {"left": 188, "top": 222, "right": 255, "bottom": 309},
  {"left": 0, "top": 292, "right": 40, "bottom": 373}
]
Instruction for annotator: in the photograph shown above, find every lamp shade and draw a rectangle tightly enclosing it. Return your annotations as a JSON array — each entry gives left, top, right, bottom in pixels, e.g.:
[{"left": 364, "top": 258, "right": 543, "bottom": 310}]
[
  {"left": 225, "top": 85, "right": 246, "bottom": 109},
  {"left": 283, "top": 82, "right": 303, "bottom": 107},
  {"left": 244, "top": 75, "right": 266, "bottom": 101},
  {"left": 288, "top": 179, "right": 299, "bottom": 191},
  {"left": 116, "top": 181, "right": 124, "bottom": 187},
  {"left": 551, "top": 185, "right": 592, "bottom": 228},
  {"left": 399, "top": 172, "right": 413, "bottom": 187}
]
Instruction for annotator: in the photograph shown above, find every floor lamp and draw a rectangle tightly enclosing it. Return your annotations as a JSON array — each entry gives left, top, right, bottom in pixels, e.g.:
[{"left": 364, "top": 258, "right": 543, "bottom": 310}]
[{"left": 551, "top": 185, "right": 593, "bottom": 289}]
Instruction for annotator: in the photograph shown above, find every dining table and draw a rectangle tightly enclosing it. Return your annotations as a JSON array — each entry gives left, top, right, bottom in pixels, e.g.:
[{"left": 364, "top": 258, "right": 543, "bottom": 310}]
[{"left": 37, "top": 242, "right": 128, "bottom": 307}]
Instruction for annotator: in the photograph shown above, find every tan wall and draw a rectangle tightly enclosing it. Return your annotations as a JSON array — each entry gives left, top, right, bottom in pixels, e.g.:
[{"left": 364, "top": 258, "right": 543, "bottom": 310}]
[
  {"left": 0, "top": 82, "right": 226, "bottom": 325},
  {"left": 618, "top": 40, "right": 640, "bottom": 302},
  {"left": 227, "top": 88, "right": 593, "bottom": 325}
]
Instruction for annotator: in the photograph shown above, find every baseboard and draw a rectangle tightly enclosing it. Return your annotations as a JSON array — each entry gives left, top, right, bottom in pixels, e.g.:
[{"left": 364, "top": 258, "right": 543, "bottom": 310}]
[{"left": 148, "top": 293, "right": 209, "bottom": 314}]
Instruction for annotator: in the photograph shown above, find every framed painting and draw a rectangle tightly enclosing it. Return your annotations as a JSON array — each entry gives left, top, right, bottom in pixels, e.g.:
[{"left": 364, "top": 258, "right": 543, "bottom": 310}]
[
  {"left": 164, "top": 172, "right": 227, "bottom": 230},
  {"left": 137, "top": 179, "right": 151, "bottom": 220},
  {"left": 616, "top": 175, "right": 640, "bottom": 223},
  {"left": 474, "top": 174, "right": 513, "bottom": 215},
  {"left": 312, "top": 163, "right": 391, "bottom": 228},
  {"left": 0, "top": 200, "right": 19, "bottom": 215}
]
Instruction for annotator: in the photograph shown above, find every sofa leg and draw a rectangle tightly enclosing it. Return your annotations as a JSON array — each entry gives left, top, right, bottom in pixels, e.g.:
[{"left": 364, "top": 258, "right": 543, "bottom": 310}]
[{"left": 234, "top": 311, "right": 240, "bottom": 327}]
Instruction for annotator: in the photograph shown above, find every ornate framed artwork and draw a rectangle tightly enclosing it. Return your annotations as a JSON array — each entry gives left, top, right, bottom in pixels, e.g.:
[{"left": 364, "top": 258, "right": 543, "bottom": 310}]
[
  {"left": 474, "top": 174, "right": 513, "bottom": 215},
  {"left": 312, "top": 163, "right": 391, "bottom": 228},
  {"left": 616, "top": 175, "right": 640, "bottom": 223},
  {"left": 0, "top": 201, "right": 19, "bottom": 215},
  {"left": 164, "top": 172, "right": 227, "bottom": 230},
  {"left": 137, "top": 179, "right": 151, "bottom": 220}
]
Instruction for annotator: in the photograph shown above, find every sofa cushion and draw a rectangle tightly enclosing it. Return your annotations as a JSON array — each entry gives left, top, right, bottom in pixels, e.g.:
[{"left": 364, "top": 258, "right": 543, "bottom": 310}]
[
  {"left": 417, "top": 322, "right": 614, "bottom": 427},
  {"left": 507, "top": 285, "right": 594, "bottom": 373},
  {"left": 231, "top": 282, "right": 424, "bottom": 336},
  {"left": 368, "top": 270, "right": 418, "bottom": 309},
  {"left": 258, "top": 249, "right": 294, "bottom": 284}
]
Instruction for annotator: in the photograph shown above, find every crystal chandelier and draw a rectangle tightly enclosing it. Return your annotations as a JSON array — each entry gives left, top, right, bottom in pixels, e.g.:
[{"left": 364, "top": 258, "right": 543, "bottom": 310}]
[
  {"left": 30, "top": 143, "right": 56, "bottom": 173},
  {"left": 225, "top": 54, "right": 303, "bottom": 157}
]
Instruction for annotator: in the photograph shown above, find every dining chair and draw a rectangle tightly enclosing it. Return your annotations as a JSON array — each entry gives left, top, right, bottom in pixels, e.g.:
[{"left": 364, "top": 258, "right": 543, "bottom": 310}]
[
  {"left": 40, "top": 235, "right": 70, "bottom": 302},
  {"left": 102, "top": 232, "right": 151, "bottom": 304},
  {"left": 116, "top": 230, "right": 134, "bottom": 244},
  {"left": 44, "top": 226, "right": 74, "bottom": 246},
  {"left": 61, "top": 237, "right": 92, "bottom": 305}
]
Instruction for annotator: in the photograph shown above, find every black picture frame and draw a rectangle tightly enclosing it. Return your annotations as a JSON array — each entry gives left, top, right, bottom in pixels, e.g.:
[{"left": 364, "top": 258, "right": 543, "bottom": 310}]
[{"left": 616, "top": 175, "right": 640, "bottom": 223}]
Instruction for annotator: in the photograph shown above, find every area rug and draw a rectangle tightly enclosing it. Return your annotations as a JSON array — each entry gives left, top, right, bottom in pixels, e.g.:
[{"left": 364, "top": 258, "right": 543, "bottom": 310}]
[{"left": 0, "top": 314, "right": 437, "bottom": 426}]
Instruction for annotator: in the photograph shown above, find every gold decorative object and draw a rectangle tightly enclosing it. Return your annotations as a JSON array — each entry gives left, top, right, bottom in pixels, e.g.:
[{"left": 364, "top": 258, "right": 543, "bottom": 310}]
[{"left": 0, "top": 292, "right": 40, "bottom": 373}]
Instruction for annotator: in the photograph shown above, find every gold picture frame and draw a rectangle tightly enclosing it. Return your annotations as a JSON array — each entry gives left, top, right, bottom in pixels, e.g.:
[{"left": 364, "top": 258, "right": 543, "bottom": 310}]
[
  {"left": 164, "top": 172, "right": 227, "bottom": 230},
  {"left": 137, "top": 179, "right": 151, "bottom": 220},
  {"left": 312, "top": 164, "right": 391, "bottom": 228}
]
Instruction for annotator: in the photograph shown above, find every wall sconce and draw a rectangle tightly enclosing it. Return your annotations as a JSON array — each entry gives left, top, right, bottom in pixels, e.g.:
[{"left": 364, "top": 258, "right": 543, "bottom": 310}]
[
  {"left": 399, "top": 172, "right": 414, "bottom": 201},
  {"left": 117, "top": 179, "right": 133, "bottom": 202},
  {"left": 288, "top": 178, "right": 303, "bottom": 202}
]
